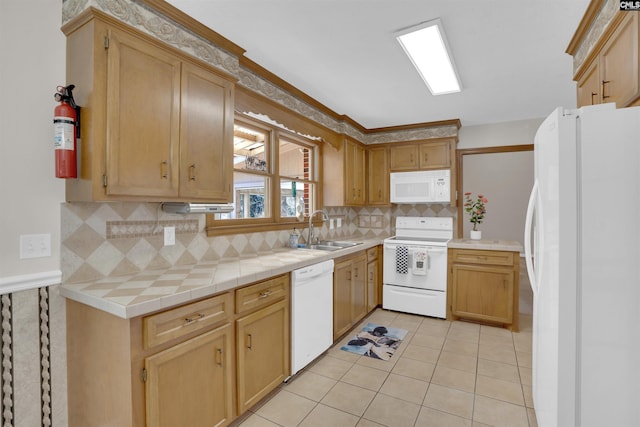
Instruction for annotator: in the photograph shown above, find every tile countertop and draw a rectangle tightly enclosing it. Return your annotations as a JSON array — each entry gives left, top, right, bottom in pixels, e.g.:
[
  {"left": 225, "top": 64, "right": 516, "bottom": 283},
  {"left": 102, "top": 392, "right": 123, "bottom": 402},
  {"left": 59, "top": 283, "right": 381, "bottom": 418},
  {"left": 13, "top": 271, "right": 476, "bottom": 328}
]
[
  {"left": 60, "top": 237, "right": 384, "bottom": 320},
  {"left": 447, "top": 238, "right": 523, "bottom": 252}
]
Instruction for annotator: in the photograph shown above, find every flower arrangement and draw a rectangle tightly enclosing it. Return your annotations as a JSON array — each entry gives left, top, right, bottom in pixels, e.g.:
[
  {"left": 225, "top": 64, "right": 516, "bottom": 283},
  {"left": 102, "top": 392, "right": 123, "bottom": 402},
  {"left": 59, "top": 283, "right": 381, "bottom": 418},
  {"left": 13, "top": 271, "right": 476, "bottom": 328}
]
[{"left": 464, "top": 192, "right": 488, "bottom": 231}]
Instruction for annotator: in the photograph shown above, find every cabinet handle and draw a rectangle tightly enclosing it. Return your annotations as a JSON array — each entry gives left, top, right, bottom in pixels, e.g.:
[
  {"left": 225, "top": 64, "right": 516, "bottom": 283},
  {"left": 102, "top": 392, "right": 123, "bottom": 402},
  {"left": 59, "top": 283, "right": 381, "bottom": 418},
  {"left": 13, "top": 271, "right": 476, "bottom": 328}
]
[
  {"left": 378, "top": 189, "right": 382, "bottom": 198},
  {"left": 189, "top": 163, "right": 196, "bottom": 181},
  {"left": 424, "top": 153, "right": 429, "bottom": 163},
  {"left": 369, "top": 271, "right": 373, "bottom": 281},
  {"left": 347, "top": 271, "right": 352, "bottom": 281},
  {"left": 160, "top": 160, "right": 168, "bottom": 179},
  {"left": 602, "top": 80, "right": 610, "bottom": 99},
  {"left": 216, "top": 348, "right": 223, "bottom": 367},
  {"left": 258, "top": 290, "right": 273, "bottom": 299},
  {"left": 591, "top": 91, "right": 598, "bottom": 105},
  {"left": 184, "top": 313, "right": 205, "bottom": 325},
  {"left": 410, "top": 153, "right": 414, "bottom": 163},
  {"left": 354, "top": 267, "right": 359, "bottom": 278},
  {"left": 246, "top": 334, "right": 252, "bottom": 349}
]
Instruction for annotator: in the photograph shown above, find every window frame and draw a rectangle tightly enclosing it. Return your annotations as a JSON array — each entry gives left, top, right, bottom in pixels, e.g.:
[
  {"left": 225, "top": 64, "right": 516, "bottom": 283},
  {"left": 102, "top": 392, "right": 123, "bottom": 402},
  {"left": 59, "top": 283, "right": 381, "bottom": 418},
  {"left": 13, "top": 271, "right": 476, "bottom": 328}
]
[{"left": 206, "top": 114, "right": 323, "bottom": 236}]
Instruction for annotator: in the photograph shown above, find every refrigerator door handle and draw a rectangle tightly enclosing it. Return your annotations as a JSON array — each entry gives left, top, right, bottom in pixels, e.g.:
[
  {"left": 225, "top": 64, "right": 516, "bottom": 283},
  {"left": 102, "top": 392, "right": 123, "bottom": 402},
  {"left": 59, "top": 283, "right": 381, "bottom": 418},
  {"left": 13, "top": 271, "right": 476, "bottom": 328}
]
[{"left": 524, "top": 180, "right": 541, "bottom": 297}]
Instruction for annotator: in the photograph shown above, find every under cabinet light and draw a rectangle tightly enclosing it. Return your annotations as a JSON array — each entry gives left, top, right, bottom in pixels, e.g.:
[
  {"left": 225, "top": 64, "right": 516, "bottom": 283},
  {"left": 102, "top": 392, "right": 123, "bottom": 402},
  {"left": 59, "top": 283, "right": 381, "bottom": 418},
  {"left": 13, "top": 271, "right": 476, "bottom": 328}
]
[{"left": 396, "top": 19, "right": 462, "bottom": 95}]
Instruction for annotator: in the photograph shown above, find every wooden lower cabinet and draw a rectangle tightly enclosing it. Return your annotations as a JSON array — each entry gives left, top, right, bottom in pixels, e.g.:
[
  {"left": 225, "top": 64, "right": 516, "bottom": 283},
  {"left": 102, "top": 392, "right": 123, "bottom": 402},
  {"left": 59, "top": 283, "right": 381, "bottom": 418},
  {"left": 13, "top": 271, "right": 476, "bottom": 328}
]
[
  {"left": 145, "top": 324, "right": 233, "bottom": 427},
  {"left": 66, "top": 274, "right": 290, "bottom": 427},
  {"left": 447, "top": 248, "right": 520, "bottom": 331},
  {"left": 236, "top": 299, "right": 290, "bottom": 414},
  {"left": 333, "top": 252, "right": 367, "bottom": 339}
]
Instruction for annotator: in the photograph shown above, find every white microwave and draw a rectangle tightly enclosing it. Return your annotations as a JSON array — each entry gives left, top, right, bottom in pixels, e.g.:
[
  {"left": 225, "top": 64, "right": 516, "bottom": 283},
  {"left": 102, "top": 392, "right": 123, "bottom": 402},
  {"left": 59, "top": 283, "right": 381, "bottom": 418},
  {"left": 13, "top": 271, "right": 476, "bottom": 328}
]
[{"left": 389, "top": 170, "right": 451, "bottom": 204}]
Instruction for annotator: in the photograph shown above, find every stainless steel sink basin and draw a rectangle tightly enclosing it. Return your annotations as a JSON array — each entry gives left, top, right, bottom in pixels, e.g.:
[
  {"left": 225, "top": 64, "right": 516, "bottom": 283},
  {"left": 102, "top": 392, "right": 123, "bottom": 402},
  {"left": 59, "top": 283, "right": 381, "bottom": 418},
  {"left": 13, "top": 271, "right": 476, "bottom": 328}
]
[{"left": 301, "top": 240, "right": 362, "bottom": 251}]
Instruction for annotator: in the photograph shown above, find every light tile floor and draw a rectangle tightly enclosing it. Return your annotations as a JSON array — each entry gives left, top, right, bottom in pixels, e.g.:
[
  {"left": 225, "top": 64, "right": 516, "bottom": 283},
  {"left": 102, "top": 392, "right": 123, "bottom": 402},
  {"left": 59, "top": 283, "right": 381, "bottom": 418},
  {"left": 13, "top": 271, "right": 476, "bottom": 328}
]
[{"left": 234, "top": 309, "right": 535, "bottom": 427}]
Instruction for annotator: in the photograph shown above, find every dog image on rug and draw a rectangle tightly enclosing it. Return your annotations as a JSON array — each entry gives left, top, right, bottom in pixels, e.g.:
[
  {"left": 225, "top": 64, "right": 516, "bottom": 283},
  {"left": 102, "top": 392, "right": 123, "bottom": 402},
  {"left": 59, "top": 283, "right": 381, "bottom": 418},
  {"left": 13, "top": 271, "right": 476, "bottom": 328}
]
[{"left": 340, "top": 323, "right": 408, "bottom": 361}]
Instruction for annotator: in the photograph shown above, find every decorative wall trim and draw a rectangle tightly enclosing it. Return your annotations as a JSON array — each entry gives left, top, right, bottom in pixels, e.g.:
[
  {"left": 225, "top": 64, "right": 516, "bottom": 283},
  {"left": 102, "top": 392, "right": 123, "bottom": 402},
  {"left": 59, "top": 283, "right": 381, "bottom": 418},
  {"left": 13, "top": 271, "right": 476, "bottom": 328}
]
[
  {"left": 106, "top": 219, "right": 199, "bottom": 239},
  {"left": 39, "top": 288, "right": 52, "bottom": 427},
  {"left": 61, "top": 0, "right": 459, "bottom": 146},
  {"left": 0, "top": 272, "right": 62, "bottom": 296},
  {"left": 1, "top": 294, "right": 14, "bottom": 427}
]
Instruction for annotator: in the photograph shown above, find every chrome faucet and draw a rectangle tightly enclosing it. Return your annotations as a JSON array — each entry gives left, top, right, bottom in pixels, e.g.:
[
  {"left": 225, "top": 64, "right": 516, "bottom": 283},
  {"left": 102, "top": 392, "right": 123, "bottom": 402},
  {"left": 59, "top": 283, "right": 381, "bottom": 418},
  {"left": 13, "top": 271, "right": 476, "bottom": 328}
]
[{"left": 308, "top": 209, "right": 329, "bottom": 245}]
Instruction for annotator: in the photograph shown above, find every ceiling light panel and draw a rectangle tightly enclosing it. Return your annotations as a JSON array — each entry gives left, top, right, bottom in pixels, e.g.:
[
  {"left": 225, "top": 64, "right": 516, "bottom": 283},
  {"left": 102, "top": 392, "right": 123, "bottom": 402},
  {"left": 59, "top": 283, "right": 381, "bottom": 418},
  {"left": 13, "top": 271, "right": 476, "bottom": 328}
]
[{"left": 396, "top": 19, "right": 462, "bottom": 96}]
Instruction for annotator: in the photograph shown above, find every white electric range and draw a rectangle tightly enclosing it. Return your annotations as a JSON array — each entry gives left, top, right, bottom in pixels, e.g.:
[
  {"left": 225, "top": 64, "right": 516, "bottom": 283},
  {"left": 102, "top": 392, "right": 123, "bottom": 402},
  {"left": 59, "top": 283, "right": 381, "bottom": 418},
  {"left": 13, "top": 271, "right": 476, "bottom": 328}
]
[{"left": 382, "top": 216, "right": 453, "bottom": 318}]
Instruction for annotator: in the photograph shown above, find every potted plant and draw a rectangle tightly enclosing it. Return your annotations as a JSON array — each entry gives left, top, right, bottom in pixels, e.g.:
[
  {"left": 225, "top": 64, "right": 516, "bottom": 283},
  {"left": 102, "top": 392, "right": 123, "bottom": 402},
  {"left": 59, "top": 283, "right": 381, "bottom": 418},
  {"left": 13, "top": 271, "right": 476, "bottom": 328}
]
[{"left": 463, "top": 192, "right": 488, "bottom": 240}]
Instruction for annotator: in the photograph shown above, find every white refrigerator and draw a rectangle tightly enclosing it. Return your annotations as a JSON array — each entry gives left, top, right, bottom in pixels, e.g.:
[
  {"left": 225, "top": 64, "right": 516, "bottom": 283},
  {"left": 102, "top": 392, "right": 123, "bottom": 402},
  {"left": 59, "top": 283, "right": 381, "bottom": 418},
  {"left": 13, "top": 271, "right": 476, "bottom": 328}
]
[{"left": 525, "top": 103, "right": 640, "bottom": 427}]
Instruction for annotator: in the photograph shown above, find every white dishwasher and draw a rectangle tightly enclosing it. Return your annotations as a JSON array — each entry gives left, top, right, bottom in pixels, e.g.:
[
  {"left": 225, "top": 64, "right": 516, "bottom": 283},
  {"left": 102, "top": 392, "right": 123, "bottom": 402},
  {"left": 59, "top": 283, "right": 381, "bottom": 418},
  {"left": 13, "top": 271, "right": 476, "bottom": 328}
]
[{"left": 291, "top": 259, "right": 334, "bottom": 376}]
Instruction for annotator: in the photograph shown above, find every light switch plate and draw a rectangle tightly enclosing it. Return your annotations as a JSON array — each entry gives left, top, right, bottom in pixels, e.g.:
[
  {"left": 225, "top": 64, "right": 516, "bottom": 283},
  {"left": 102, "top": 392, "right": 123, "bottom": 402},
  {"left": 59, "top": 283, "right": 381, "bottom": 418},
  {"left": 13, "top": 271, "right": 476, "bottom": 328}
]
[
  {"left": 164, "top": 226, "right": 175, "bottom": 246},
  {"left": 20, "top": 234, "right": 52, "bottom": 259}
]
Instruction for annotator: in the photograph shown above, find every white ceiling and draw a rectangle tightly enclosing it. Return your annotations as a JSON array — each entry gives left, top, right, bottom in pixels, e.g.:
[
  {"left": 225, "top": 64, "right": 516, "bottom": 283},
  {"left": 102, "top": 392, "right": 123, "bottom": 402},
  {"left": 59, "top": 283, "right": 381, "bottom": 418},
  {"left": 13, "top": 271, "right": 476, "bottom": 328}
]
[{"left": 165, "top": 0, "right": 590, "bottom": 128}]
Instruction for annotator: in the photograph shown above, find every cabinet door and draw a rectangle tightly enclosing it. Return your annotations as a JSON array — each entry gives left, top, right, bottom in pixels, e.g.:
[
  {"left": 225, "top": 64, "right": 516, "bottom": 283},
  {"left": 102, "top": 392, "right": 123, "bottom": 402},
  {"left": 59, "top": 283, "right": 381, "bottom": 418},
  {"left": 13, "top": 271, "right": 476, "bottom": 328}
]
[
  {"left": 106, "top": 27, "right": 181, "bottom": 197},
  {"left": 600, "top": 13, "right": 639, "bottom": 107},
  {"left": 389, "top": 145, "right": 419, "bottom": 170},
  {"left": 450, "top": 264, "right": 514, "bottom": 325},
  {"left": 345, "top": 139, "right": 365, "bottom": 205},
  {"left": 145, "top": 324, "right": 233, "bottom": 427},
  {"left": 368, "top": 147, "right": 389, "bottom": 205},
  {"left": 179, "top": 62, "right": 234, "bottom": 201},
  {"left": 367, "top": 260, "right": 379, "bottom": 312},
  {"left": 351, "top": 255, "right": 368, "bottom": 324},
  {"left": 236, "top": 299, "right": 289, "bottom": 414},
  {"left": 418, "top": 141, "right": 450, "bottom": 169},
  {"left": 333, "top": 260, "right": 353, "bottom": 339},
  {"left": 577, "top": 60, "right": 601, "bottom": 107}
]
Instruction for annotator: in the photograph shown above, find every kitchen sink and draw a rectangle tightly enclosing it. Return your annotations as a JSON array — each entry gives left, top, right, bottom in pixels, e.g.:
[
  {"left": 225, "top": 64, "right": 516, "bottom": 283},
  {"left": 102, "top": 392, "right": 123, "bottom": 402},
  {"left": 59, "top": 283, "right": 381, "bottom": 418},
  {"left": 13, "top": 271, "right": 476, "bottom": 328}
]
[{"left": 301, "top": 240, "right": 362, "bottom": 251}]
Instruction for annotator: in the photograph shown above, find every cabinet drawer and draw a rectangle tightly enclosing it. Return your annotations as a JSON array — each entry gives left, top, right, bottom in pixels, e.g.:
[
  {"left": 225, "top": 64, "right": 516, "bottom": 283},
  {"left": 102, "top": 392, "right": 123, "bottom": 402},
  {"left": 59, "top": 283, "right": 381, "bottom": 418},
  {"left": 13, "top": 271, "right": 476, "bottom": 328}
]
[
  {"left": 235, "top": 274, "right": 289, "bottom": 315},
  {"left": 366, "top": 246, "right": 378, "bottom": 262},
  {"left": 143, "top": 292, "right": 233, "bottom": 349},
  {"left": 450, "top": 249, "right": 515, "bottom": 266}
]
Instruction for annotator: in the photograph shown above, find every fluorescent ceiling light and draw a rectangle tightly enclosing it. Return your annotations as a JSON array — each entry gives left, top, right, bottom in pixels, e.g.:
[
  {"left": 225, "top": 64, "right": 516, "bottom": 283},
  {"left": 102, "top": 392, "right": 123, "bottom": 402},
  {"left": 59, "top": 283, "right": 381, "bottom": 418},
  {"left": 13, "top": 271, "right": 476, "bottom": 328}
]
[{"left": 396, "top": 19, "right": 462, "bottom": 95}]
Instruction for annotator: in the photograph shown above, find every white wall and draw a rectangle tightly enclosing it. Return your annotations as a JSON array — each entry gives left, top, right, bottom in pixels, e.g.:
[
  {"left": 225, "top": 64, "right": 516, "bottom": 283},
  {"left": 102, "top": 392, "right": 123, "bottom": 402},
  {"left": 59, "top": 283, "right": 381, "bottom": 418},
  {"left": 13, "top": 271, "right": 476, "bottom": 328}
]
[
  {"left": 0, "top": 0, "right": 66, "bottom": 283},
  {"left": 457, "top": 118, "right": 542, "bottom": 244}
]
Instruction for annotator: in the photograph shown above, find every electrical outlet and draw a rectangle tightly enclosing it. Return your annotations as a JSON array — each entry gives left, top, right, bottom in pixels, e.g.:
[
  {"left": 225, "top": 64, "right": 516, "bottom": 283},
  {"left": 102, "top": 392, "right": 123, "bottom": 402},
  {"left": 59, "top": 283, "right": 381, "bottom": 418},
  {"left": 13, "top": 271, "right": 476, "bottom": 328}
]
[
  {"left": 337, "top": 218, "right": 342, "bottom": 228},
  {"left": 164, "top": 226, "right": 175, "bottom": 246},
  {"left": 20, "top": 234, "right": 52, "bottom": 259},
  {"left": 329, "top": 218, "right": 335, "bottom": 230}
]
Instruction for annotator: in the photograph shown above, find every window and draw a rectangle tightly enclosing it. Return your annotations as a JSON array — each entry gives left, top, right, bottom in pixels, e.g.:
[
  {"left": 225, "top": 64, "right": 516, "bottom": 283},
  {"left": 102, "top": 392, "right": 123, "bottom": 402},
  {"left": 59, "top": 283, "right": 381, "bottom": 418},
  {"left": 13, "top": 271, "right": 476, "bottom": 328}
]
[{"left": 209, "top": 114, "right": 321, "bottom": 232}]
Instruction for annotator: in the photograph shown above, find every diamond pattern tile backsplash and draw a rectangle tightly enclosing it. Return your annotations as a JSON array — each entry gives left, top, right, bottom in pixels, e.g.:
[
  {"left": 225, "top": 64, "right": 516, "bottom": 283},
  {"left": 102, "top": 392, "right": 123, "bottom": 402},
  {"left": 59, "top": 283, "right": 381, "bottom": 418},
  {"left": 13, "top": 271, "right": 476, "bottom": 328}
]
[{"left": 61, "top": 202, "right": 456, "bottom": 283}]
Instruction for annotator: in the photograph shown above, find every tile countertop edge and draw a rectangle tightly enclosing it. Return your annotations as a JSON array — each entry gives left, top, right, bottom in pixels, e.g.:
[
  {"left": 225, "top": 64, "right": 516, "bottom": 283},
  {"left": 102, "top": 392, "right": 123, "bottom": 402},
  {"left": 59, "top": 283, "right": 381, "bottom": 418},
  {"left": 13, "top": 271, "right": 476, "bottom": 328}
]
[
  {"left": 447, "top": 238, "right": 523, "bottom": 253},
  {"left": 59, "top": 237, "right": 385, "bottom": 319}
]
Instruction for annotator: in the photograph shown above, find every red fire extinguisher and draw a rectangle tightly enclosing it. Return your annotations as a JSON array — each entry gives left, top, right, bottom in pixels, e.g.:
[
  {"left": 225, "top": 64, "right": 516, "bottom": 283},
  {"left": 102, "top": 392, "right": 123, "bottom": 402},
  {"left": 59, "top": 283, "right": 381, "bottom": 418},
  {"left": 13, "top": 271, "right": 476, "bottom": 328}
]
[{"left": 53, "top": 85, "right": 80, "bottom": 178}]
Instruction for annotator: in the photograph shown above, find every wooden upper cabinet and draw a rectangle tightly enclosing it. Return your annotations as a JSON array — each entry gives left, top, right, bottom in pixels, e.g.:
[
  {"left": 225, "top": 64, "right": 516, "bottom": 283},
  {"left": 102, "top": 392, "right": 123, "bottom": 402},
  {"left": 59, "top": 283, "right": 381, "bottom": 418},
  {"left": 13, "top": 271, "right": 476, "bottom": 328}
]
[
  {"left": 572, "top": 10, "right": 640, "bottom": 108},
  {"left": 179, "top": 62, "right": 234, "bottom": 200},
  {"left": 345, "top": 138, "right": 366, "bottom": 205},
  {"left": 105, "top": 27, "right": 181, "bottom": 198},
  {"left": 419, "top": 141, "right": 451, "bottom": 169},
  {"left": 577, "top": 60, "right": 601, "bottom": 107},
  {"left": 367, "top": 146, "right": 389, "bottom": 205},
  {"left": 599, "top": 12, "right": 639, "bottom": 107},
  {"left": 389, "top": 145, "right": 419, "bottom": 170},
  {"left": 63, "top": 11, "right": 235, "bottom": 202},
  {"left": 390, "top": 140, "right": 453, "bottom": 171},
  {"left": 323, "top": 136, "right": 365, "bottom": 206}
]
